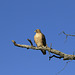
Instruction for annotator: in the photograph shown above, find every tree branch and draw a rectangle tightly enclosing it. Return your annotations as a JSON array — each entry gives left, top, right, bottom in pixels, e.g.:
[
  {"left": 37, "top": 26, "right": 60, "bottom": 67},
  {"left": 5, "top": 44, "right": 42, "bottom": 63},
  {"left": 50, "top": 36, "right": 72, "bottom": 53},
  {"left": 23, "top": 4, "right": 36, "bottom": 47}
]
[
  {"left": 27, "top": 39, "right": 33, "bottom": 46},
  {"left": 12, "top": 40, "right": 75, "bottom": 60},
  {"left": 62, "top": 31, "right": 75, "bottom": 36},
  {"left": 59, "top": 31, "right": 75, "bottom": 40},
  {"left": 49, "top": 55, "right": 62, "bottom": 60}
]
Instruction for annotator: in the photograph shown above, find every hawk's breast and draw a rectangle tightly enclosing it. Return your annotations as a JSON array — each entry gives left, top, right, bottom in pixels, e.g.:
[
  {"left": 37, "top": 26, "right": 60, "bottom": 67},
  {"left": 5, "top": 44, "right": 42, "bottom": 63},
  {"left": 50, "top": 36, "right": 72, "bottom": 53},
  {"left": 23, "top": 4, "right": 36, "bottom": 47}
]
[{"left": 34, "top": 33, "right": 43, "bottom": 47}]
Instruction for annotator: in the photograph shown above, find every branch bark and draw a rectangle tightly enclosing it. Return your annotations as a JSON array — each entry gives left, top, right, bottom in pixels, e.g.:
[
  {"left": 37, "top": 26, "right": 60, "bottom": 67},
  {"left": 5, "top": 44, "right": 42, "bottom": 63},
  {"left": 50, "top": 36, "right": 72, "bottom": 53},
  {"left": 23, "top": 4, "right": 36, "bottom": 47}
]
[{"left": 12, "top": 40, "right": 75, "bottom": 60}]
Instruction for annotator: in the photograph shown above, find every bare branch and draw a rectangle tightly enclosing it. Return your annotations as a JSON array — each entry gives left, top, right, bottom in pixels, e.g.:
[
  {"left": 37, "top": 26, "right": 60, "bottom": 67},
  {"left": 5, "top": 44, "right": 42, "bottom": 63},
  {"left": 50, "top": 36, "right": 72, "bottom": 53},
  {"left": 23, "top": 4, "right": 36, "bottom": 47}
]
[
  {"left": 27, "top": 39, "right": 33, "bottom": 46},
  {"left": 12, "top": 40, "right": 75, "bottom": 60},
  {"left": 49, "top": 55, "right": 62, "bottom": 60},
  {"left": 62, "top": 31, "right": 75, "bottom": 36},
  {"left": 59, "top": 31, "right": 75, "bottom": 40}
]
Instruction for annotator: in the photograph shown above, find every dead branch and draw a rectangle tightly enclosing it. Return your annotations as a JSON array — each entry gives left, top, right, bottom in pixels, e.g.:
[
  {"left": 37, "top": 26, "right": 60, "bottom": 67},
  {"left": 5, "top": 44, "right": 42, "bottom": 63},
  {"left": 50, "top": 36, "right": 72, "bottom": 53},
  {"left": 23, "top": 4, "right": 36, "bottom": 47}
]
[
  {"left": 12, "top": 40, "right": 75, "bottom": 60},
  {"left": 59, "top": 31, "right": 75, "bottom": 40},
  {"left": 62, "top": 31, "right": 75, "bottom": 36},
  {"left": 49, "top": 55, "right": 62, "bottom": 60},
  {"left": 27, "top": 39, "right": 33, "bottom": 46}
]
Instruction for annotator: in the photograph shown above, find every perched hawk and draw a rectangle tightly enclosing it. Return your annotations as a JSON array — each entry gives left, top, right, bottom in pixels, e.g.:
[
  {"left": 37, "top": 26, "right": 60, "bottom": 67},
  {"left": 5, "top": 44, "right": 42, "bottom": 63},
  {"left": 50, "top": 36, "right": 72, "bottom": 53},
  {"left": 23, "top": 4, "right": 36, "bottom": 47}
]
[{"left": 34, "top": 29, "right": 46, "bottom": 55}]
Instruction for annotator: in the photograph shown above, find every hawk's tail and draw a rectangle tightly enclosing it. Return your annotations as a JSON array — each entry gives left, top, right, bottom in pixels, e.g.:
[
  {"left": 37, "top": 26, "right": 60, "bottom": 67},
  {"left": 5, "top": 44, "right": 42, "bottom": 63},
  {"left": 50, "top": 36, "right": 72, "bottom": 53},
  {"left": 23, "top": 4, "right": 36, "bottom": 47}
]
[{"left": 41, "top": 50, "right": 46, "bottom": 55}]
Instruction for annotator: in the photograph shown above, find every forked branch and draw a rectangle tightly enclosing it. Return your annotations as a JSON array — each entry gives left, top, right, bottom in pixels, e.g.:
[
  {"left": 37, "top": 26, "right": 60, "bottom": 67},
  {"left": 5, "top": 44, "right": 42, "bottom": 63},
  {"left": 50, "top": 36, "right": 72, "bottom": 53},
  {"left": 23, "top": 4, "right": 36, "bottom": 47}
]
[
  {"left": 59, "top": 31, "right": 75, "bottom": 39},
  {"left": 63, "top": 31, "right": 75, "bottom": 36}
]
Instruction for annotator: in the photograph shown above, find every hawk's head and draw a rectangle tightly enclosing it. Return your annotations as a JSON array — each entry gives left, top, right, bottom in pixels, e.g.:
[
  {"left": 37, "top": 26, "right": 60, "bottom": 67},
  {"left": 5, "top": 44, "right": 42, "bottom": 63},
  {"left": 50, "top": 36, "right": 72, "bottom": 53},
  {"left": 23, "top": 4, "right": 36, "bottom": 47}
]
[{"left": 34, "top": 29, "right": 41, "bottom": 33}]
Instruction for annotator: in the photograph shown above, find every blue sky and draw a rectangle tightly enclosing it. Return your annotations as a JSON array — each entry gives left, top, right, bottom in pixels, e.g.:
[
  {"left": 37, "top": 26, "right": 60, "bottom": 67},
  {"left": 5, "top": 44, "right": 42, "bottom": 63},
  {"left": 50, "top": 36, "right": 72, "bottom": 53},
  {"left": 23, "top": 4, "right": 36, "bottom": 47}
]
[{"left": 0, "top": 0, "right": 75, "bottom": 75}]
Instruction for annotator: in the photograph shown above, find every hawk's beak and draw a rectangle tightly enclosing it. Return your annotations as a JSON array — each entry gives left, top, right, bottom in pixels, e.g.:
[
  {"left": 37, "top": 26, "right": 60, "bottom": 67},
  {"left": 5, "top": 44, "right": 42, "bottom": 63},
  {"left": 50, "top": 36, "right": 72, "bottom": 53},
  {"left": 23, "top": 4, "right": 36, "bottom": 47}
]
[{"left": 34, "top": 30, "right": 36, "bottom": 32}]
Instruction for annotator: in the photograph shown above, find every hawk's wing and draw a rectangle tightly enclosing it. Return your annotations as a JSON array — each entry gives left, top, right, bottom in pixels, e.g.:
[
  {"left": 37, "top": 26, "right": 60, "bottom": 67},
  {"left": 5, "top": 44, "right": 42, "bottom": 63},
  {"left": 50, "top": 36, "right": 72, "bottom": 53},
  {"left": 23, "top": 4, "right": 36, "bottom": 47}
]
[{"left": 42, "top": 33, "right": 46, "bottom": 46}]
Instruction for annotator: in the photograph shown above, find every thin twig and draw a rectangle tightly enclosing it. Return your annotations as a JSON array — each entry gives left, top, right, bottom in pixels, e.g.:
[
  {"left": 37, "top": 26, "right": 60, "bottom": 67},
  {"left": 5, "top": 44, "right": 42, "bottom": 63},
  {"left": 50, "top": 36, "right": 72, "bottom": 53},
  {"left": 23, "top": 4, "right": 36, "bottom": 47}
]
[
  {"left": 56, "top": 60, "right": 72, "bottom": 75},
  {"left": 59, "top": 31, "right": 75, "bottom": 40},
  {"left": 63, "top": 31, "right": 75, "bottom": 36},
  {"left": 49, "top": 43, "right": 52, "bottom": 59}
]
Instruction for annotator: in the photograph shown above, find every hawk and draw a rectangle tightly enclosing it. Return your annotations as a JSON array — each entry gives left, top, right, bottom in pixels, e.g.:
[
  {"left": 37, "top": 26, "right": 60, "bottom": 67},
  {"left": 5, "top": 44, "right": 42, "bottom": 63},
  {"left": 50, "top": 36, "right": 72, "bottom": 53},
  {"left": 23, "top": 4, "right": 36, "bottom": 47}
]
[{"left": 34, "top": 29, "right": 46, "bottom": 55}]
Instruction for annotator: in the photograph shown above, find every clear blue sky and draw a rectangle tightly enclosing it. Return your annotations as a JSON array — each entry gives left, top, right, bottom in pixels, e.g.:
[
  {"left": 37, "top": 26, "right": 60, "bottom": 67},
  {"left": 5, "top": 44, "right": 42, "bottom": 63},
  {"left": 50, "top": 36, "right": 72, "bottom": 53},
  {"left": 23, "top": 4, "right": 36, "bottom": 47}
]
[{"left": 0, "top": 0, "right": 75, "bottom": 75}]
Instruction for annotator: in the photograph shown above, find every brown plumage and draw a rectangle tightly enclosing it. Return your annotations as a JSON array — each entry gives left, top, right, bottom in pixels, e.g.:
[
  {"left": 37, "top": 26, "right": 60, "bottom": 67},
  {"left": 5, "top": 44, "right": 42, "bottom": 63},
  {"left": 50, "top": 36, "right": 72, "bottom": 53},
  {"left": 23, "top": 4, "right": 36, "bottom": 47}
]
[{"left": 34, "top": 29, "right": 46, "bottom": 55}]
